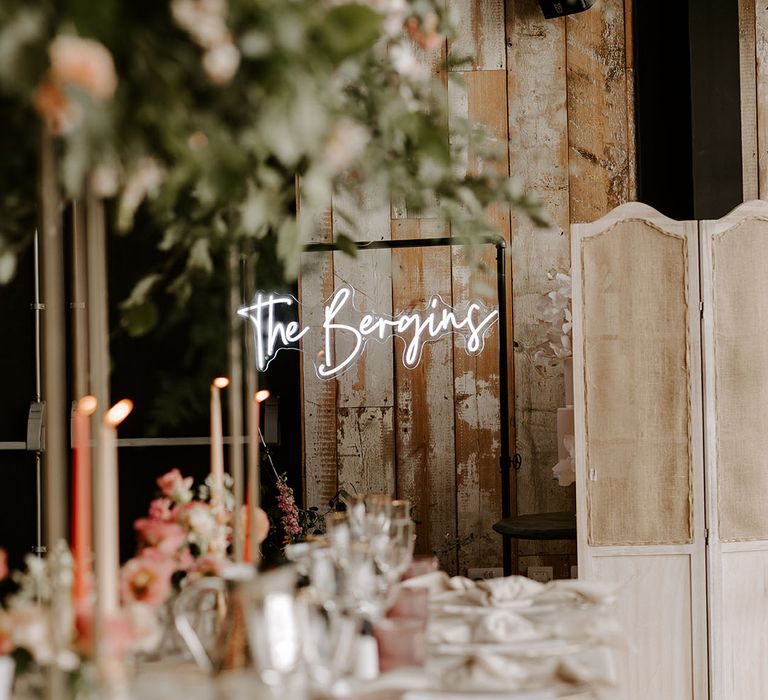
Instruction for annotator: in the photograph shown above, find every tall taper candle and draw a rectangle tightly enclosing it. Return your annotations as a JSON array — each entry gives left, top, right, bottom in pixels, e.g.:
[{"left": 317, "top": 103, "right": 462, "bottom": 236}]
[
  {"left": 72, "top": 395, "right": 97, "bottom": 603},
  {"left": 246, "top": 390, "right": 270, "bottom": 563},
  {"left": 210, "top": 377, "right": 229, "bottom": 498},
  {"left": 99, "top": 400, "right": 132, "bottom": 616}
]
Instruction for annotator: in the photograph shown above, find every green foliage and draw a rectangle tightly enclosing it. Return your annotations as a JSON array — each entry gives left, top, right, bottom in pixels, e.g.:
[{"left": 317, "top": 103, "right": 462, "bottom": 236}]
[{"left": 0, "top": 0, "right": 549, "bottom": 340}]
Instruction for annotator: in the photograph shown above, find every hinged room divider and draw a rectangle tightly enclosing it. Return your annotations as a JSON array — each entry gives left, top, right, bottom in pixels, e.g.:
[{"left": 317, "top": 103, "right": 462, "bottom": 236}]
[{"left": 573, "top": 200, "right": 768, "bottom": 700}]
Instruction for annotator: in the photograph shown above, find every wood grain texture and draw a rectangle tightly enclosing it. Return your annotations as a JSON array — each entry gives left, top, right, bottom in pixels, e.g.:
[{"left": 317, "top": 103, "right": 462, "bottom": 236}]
[
  {"left": 506, "top": 0, "right": 574, "bottom": 565},
  {"left": 448, "top": 0, "right": 506, "bottom": 71},
  {"left": 565, "top": 0, "right": 633, "bottom": 223},
  {"left": 756, "top": 2, "right": 768, "bottom": 196},
  {"left": 299, "top": 210, "right": 338, "bottom": 509},
  {"left": 392, "top": 219, "right": 458, "bottom": 572},
  {"left": 449, "top": 69, "right": 510, "bottom": 572},
  {"left": 332, "top": 184, "right": 396, "bottom": 497},
  {"left": 738, "top": 0, "right": 759, "bottom": 200},
  {"left": 592, "top": 554, "right": 696, "bottom": 700}
]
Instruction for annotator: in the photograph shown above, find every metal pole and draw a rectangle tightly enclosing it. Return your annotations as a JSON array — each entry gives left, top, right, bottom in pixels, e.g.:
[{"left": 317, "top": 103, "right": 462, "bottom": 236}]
[
  {"left": 71, "top": 201, "right": 89, "bottom": 399},
  {"left": 31, "top": 232, "right": 44, "bottom": 557},
  {"left": 496, "top": 242, "right": 513, "bottom": 576}
]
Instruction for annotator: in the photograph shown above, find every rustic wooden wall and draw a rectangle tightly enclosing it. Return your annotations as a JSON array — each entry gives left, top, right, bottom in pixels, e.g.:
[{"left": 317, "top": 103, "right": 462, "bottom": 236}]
[{"left": 300, "top": 0, "right": 636, "bottom": 576}]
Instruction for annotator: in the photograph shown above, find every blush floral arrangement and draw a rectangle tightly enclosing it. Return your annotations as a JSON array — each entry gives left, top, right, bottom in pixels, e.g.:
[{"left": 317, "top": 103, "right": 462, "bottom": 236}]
[
  {"left": 120, "top": 468, "right": 270, "bottom": 608},
  {"left": 0, "top": 543, "right": 160, "bottom": 694}
]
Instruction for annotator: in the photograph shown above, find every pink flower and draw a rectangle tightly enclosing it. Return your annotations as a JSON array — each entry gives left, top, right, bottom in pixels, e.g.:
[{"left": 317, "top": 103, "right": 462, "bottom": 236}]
[
  {"left": 0, "top": 548, "right": 7, "bottom": 580},
  {"left": 156, "top": 468, "right": 194, "bottom": 502},
  {"left": 120, "top": 548, "right": 176, "bottom": 607},
  {"left": 134, "top": 518, "right": 186, "bottom": 554},
  {"left": 49, "top": 35, "right": 117, "bottom": 101},
  {"left": 405, "top": 14, "right": 444, "bottom": 51},
  {"left": 32, "top": 79, "right": 81, "bottom": 135},
  {"left": 276, "top": 477, "right": 302, "bottom": 542},
  {"left": 149, "top": 497, "right": 173, "bottom": 522}
]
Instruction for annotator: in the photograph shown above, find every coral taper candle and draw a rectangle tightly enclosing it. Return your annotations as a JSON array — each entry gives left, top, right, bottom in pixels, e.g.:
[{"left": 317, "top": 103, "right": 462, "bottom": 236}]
[
  {"left": 72, "top": 395, "right": 97, "bottom": 603},
  {"left": 210, "top": 377, "right": 229, "bottom": 498},
  {"left": 98, "top": 399, "right": 132, "bottom": 615},
  {"left": 246, "top": 390, "right": 270, "bottom": 563}
]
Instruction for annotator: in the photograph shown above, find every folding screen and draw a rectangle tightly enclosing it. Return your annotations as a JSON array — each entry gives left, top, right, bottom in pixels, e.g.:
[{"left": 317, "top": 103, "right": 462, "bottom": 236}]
[
  {"left": 572, "top": 203, "right": 708, "bottom": 700},
  {"left": 700, "top": 200, "right": 768, "bottom": 700}
]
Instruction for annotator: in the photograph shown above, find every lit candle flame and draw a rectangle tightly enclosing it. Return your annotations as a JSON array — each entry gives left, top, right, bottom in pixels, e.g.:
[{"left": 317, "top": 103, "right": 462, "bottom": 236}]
[
  {"left": 104, "top": 399, "right": 133, "bottom": 427},
  {"left": 255, "top": 389, "right": 270, "bottom": 403},
  {"left": 77, "top": 395, "right": 98, "bottom": 416},
  {"left": 213, "top": 376, "right": 230, "bottom": 389}
]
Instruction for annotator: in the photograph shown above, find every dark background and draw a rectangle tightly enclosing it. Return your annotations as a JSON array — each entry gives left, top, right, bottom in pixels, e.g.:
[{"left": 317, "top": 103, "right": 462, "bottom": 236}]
[{"left": 0, "top": 0, "right": 746, "bottom": 569}]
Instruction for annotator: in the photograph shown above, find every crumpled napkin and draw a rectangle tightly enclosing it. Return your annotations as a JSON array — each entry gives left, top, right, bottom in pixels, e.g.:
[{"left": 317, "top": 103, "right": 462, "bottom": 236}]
[
  {"left": 535, "top": 579, "right": 617, "bottom": 606},
  {"left": 472, "top": 609, "right": 543, "bottom": 643},
  {"left": 442, "top": 654, "right": 530, "bottom": 692},
  {"left": 466, "top": 575, "right": 545, "bottom": 607},
  {"left": 427, "top": 609, "right": 542, "bottom": 645},
  {"left": 426, "top": 617, "right": 473, "bottom": 644}
]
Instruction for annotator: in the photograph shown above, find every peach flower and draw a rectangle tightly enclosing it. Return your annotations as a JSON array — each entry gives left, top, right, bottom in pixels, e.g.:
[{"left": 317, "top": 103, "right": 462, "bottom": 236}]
[
  {"left": 405, "top": 14, "right": 444, "bottom": 51},
  {"left": 120, "top": 548, "right": 176, "bottom": 607},
  {"left": 49, "top": 35, "right": 117, "bottom": 101},
  {"left": 134, "top": 518, "right": 186, "bottom": 554},
  {"left": 32, "top": 79, "right": 82, "bottom": 135},
  {"left": 149, "top": 497, "right": 173, "bottom": 522},
  {"left": 156, "top": 468, "right": 194, "bottom": 503},
  {"left": 253, "top": 506, "right": 271, "bottom": 544}
]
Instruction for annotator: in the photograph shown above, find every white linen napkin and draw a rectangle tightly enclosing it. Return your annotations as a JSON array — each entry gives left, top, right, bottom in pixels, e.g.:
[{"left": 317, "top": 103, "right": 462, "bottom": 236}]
[
  {"left": 535, "top": 579, "right": 617, "bottom": 606},
  {"left": 468, "top": 575, "right": 545, "bottom": 607},
  {"left": 472, "top": 609, "right": 543, "bottom": 643}
]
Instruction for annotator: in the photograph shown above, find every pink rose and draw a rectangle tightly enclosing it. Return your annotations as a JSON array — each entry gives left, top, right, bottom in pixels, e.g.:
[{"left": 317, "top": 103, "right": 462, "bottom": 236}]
[
  {"left": 49, "top": 35, "right": 117, "bottom": 101},
  {"left": 134, "top": 518, "right": 186, "bottom": 554},
  {"left": 149, "top": 497, "right": 173, "bottom": 522},
  {"left": 120, "top": 548, "right": 176, "bottom": 607},
  {"left": 405, "top": 14, "right": 444, "bottom": 51},
  {"left": 0, "top": 548, "right": 7, "bottom": 580},
  {"left": 156, "top": 468, "right": 193, "bottom": 502}
]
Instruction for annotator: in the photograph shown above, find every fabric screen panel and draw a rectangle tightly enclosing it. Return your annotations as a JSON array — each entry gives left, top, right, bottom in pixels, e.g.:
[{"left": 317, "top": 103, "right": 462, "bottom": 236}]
[
  {"left": 581, "top": 220, "right": 693, "bottom": 546},
  {"left": 712, "top": 218, "right": 768, "bottom": 541}
]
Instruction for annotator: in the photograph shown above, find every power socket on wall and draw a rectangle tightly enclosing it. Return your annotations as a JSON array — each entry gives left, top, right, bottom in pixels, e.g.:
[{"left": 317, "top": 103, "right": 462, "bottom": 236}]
[
  {"left": 526, "top": 566, "right": 554, "bottom": 583},
  {"left": 467, "top": 567, "right": 504, "bottom": 580}
]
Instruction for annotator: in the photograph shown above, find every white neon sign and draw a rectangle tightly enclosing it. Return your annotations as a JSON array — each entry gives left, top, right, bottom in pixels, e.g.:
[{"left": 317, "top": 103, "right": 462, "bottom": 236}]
[{"left": 237, "top": 286, "right": 499, "bottom": 380}]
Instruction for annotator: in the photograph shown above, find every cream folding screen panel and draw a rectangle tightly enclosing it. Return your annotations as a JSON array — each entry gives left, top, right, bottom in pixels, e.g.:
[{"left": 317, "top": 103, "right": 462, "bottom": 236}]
[
  {"left": 700, "top": 200, "right": 768, "bottom": 700},
  {"left": 572, "top": 203, "right": 708, "bottom": 700}
]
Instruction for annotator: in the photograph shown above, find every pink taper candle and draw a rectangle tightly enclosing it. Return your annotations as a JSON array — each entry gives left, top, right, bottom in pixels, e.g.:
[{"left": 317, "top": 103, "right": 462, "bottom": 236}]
[
  {"left": 72, "top": 395, "right": 97, "bottom": 604},
  {"left": 210, "top": 377, "right": 229, "bottom": 499},
  {"left": 98, "top": 399, "right": 132, "bottom": 615}
]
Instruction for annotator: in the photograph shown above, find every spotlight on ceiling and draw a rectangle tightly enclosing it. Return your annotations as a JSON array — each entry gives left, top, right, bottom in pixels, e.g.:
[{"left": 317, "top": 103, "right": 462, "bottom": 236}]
[{"left": 538, "top": 0, "right": 596, "bottom": 19}]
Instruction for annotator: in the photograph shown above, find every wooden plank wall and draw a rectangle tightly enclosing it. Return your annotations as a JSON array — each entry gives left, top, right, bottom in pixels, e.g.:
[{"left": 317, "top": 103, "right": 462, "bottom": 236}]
[{"left": 301, "top": 0, "right": 636, "bottom": 576}]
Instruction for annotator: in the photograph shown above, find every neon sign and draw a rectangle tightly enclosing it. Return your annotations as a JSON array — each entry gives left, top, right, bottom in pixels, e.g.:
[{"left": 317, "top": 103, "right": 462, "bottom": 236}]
[{"left": 237, "top": 286, "right": 499, "bottom": 380}]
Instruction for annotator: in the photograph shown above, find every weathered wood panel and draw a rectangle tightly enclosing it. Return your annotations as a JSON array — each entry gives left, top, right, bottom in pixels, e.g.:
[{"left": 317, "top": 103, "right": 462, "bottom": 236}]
[
  {"left": 565, "top": 0, "right": 633, "bottom": 224},
  {"left": 738, "top": 0, "right": 758, "bottom": 199},
  {"left": 332, "top": 184, "right": 396, "bottom": 496},
  {"left": 448, "top": 69, "right": 509, "bottom": 572},
  {"left": 755, "top": 2, "right": 768, "bottom": 197},
  {"left": 392, "top": 219, "right": 457, "bottom": 572},
  {"left": 448, "top": 0, "right": 506, "bottom": 71},
  {"left": 299, "top": 209, "right": 338, "bottom": 510},
  {"left": 506, "top": 0, "right": 573, "bottom": 570}
]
